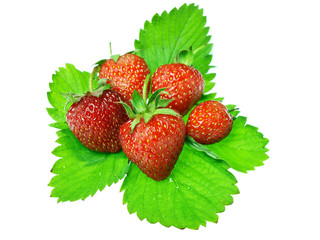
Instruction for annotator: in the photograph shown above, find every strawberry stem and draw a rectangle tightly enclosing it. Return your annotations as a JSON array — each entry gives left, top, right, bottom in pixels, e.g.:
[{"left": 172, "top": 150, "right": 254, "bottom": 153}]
[
  {"left": 228, "top": 107, "right": 239, "bottom": 113},
  {"left": 89, "top": 65, "right": 101, "bottom": 93},
  {"left": 89, "top": 74, "right": 93, "bottom": 93},
  {"left": 143, "top": 74, "right": 150, "bottom": 103},
  {"left": 185, "top": 136, "right": 223, "bottom": 160},
  {"left": 109, "top": 42, "right": 113, "bottom": 56},
  {"left": 109, "top": 42, "right": 120, "bottom": 62}
]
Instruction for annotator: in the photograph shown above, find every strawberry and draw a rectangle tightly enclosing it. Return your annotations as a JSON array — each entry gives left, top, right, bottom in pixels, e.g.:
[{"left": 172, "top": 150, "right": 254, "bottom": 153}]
[
  {"left": 118, "top": 76, "right": 186, "bottom": 181},
  {"left": 151, "top": 41, "right": 206, "bottom": 117},
  {"left": 64, "top": 66, "right": 129, "bottom": 153},
  {"left": 98, "top": 53, "right": 150, "bottom": 104},
  {"left": 120, "top": 115, "right": 185, "bottom": 181},
  {"left": 66, "top": 89, "right": 128, "bottom": 152},
  {"left": 151, "top": 63, "right": 204, "bottom": 116},
  {"left": 186, "top": 100, "right": 233, "bottom": 145}
]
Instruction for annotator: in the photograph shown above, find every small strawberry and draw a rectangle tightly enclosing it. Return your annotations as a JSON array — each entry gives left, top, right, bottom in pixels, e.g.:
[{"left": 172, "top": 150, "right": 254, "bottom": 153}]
[
  {"left": 151, "top": 47, "right": 206, "bottom": 116},
  {"left": 65, "top": 67, "right": 128, "bottom": 153},
  {"left": 98, "top": 53, "right": 150, "bottom": 104},
  {"left": 119, "top": 76, "right": 186, "bottom": 181},
  {"left": 186, "top": 100, "right": 233, "bottom": 145}
]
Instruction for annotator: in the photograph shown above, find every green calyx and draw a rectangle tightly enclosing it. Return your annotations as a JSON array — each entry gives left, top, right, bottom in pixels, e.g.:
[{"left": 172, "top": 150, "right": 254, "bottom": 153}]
[
  {"left": 60, "top": 66, "right": 110, "bottom": 110},
  {"left": 120, "top": 75, "right": 181, "bottom": 133},
  {"left": 175, "top": 45, "right": 207, "bottom": 66}
]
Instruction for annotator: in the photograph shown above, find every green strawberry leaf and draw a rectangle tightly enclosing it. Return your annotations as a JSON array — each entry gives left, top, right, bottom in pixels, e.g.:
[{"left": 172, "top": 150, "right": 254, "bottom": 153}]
[
  {"left": 135, "top": 3, "right": 215, "bottom": 94},
  {"left": 46, "top": 3, "right": 269, "bottom": 231},
  {"left": 206, "top": 116, "right": 269, "bottom": 173},
  {"left": 49, "top": 128, "right": 129, "bottom": 202},
  {"left": 47, "top": 64, "right": 96, "bottom": 127},
  {"left": 47, "top": 64, "right": 129, "bottom": 201},
  {"left": 121, "top": 144, "right": 239, "bottom": 229},
  {"left": 125, "top": 3, "right": 268, "bottom": 228}
]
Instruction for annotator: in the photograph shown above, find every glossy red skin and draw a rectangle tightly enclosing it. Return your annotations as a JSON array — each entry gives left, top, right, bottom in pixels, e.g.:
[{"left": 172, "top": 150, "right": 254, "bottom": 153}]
[
  {"left": 66, "top": 90, "right": 129, "bottom": 153},
  {"left": 151, "top": 63, "right": 204, "bottom": 116},
  {"left": 119, "top": 114, "right": 186, "bottom": 181},
  {"left": 186, "top": 101, "right": 233, "bottom": 145},
  {"left": 99, "top": 53, "right": 150, "bottom": 104}
]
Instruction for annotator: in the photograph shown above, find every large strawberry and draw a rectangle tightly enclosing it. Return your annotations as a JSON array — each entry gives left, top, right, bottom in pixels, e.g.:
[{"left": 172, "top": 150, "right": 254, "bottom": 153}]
[
  {"left": 186, "top": 100, "right": 233, "bottom": 145},
  {"left": 65, "top": 68, "right": 128, "bottom": 153},
  {"left": 98, "top": 53, "right": 150, "bottom": 104},
  {"left": 119, "top": 77, "right": 186, "bottom": 181}
]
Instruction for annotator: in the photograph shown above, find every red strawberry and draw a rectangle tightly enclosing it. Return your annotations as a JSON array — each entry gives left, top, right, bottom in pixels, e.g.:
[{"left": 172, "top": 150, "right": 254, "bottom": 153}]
[
  {"left": 151, "top": 63, "right": 204, "bottom": 116},
  {"left": 119, "top": 114, "right": 186, "bottom": 181},
  {"left": 118, "top": 76, "right": 185, "bottom": 181},
  {"left": 99, "top": 53, "right": 150, "bottom": 104},
  {"left": 66, "top": 89, "right": 128, "bottom": 153},
  {"left": 186, "top": 100, "right": 233, "bottom": 145}
]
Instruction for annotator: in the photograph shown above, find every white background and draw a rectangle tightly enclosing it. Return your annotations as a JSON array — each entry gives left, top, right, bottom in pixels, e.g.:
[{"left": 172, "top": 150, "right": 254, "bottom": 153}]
[{"left": 1, "top": 0, "right": 319, "bottom": 239}]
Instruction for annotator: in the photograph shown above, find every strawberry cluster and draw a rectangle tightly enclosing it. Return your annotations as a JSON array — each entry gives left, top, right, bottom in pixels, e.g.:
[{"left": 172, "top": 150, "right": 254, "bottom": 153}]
[{"left": 65, "top": 51, "right": 233, "bottom": 181}]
